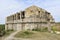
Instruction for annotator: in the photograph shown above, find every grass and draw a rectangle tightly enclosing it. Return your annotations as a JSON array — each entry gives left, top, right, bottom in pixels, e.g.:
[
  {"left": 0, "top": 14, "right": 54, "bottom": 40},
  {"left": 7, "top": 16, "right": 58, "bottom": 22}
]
[
  {"left": 0, "top": 24, "right": 14, "bottom": 37},
  {"left": 15, "top": 31, "right": 34, "bottom": 38},
  {"left": 4, "top": 30, "right": 14, "bottom": 37},
  {"left": 14, "top": 31, "right": 60, "bottom": 40}
]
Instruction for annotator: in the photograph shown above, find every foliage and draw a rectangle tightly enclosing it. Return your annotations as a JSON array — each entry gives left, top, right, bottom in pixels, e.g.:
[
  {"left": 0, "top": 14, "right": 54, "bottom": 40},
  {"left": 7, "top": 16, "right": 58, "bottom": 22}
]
[
  {"left": 0, "top": 24, "right": 5, "bottom": 30},
  {"left": 51, "top": 26, "right": 57, "bottom": 31},
  {"left": 0, "top": 24, "right": 5, "bottom": 36},
  {"left": 7, "top": 29, "right": 14, "bottom": 32},
  {"left": 42, "top": 27, "right": 48, "bottom": 32},
  {"left": 32, "top": 28, "right": 41, "bottom": 31},
  {"left": 32, "top": 27, "right": 48, "bottom": 32},
  {"left": 23, "top": 31, "right": 33, "bottom": 35},
  {"left": 0, "top": 24, "right": 14, "bottom": 37}
]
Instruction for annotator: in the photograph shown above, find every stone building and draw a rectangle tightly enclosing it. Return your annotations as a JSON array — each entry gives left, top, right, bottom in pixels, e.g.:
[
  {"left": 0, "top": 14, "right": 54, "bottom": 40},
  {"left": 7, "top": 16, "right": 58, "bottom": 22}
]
[{"left": 5, "top": 5, "right": 55, "bottom": 31}]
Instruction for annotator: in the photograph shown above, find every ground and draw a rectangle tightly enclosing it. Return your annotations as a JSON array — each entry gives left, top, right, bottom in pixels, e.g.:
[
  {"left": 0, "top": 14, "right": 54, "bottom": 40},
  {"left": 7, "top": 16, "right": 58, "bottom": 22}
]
[
  {"left": 3, "top": 31, "right": 60, "bottom": 40},
  {"left": 14, "top": 31, "right": 60, "bottom": 40},
  {"left": 0, "top": 30, "right": 14, "bottom": 40},
  {"left": 4, "top": 30, "right": 20, "bottom": 40},
  {"left": 0, "top": 37, "right": 2, "bottom": 40}
]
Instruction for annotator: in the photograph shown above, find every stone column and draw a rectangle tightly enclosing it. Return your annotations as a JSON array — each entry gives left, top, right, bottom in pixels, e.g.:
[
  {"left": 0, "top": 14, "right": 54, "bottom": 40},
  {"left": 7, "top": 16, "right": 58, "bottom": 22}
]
[
  {"left": 48, "top": 22, "right": 51, "bottom": 32},
  {"left": 5, "top": 24, "right": 8, "bottom": 30},
  {"left": 5, "top": 17, "right": 8, "bottom": 30}
]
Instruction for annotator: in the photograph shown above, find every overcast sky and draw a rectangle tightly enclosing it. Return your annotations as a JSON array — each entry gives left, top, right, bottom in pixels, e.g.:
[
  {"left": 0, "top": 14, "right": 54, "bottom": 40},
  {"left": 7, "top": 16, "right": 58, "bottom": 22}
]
[{"left": 0, "top": 0, "right": 60, "bottom": 24}]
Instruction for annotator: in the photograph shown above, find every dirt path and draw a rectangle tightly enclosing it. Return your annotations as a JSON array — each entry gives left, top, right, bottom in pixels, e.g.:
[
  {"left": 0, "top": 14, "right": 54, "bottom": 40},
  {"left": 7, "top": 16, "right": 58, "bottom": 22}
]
[
  {"left": 4, "top": 30, "right": 20, "bottom": 40},
  {"left": 0, "top": 37, "right": 2, "bottom": 40},
  {"left": 0, "top": 36, "right": 6, "bottom": 40}
]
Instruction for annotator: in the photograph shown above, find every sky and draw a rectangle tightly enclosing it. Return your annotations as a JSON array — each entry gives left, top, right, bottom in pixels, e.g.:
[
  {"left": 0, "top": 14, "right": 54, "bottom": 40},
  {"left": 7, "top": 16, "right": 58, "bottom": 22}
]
[{"left": 0, "top": 0, "right": 60, "bottom": 24}]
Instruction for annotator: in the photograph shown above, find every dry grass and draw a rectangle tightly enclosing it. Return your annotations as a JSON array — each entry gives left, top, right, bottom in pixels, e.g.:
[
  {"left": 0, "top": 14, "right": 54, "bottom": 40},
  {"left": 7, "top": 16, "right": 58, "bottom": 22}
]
[{"left": 15, "top": 31, "right": 60, "bottom": 40}]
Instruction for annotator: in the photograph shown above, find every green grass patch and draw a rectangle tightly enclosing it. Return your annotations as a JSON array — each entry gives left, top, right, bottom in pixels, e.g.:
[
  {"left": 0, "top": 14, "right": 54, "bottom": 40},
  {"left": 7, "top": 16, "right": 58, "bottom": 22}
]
[{"left": 15, "top": 31, "right": 34, "bottom": 38}]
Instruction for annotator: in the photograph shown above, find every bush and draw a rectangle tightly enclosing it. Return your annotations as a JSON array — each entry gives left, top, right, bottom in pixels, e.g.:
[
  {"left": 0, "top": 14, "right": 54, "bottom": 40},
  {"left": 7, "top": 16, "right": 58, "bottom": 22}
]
[
  {"left": 7, "top": 29, "right": 14, "bottom": 32},
  {"left": 0, "top": 24, "right": 5, "bottom": 30},
  {"left": 32, "top": 28, "right": 41, "bottom": 31},
  {"left": 0, "top": 24, "right": 5, "bottom": 36},
  {"left": 51, "top": 26, "right": 57, "bottom": 31},
  {"left": 42, "top": 27, "right": 48, "bottom": 32},
  {"left": 23, "top": 31, "right": 33, "bottom": 35},
  {"left": 32, "top": 27, "right": 48, "bottom": 32}
]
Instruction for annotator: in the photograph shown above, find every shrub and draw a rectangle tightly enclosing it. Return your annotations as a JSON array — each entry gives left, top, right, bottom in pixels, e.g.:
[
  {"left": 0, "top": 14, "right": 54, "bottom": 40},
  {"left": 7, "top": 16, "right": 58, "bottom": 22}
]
[
  {"left": 0, "top": 24, "right": 5, "bottom": 30},
  {"left": 32, "top": 27, "right": 48, "bottom": 32},
  {"left": 32, "top": 28, "right": 41, "bottom": 31},
  {"left": 7, "top": 29, "right": 14, "bottom": 32},
  {"left": 0, "top": 24, "right": 5, "bottom": 36},
  {"left": 51, "top": 26, "right": 57, "bottom": 31},
  {"left": 23, "top": 31, "right": 33, "bottom": 35},
  {"left": 42, "top": 27, "right": 48, "bottom": 32}
]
